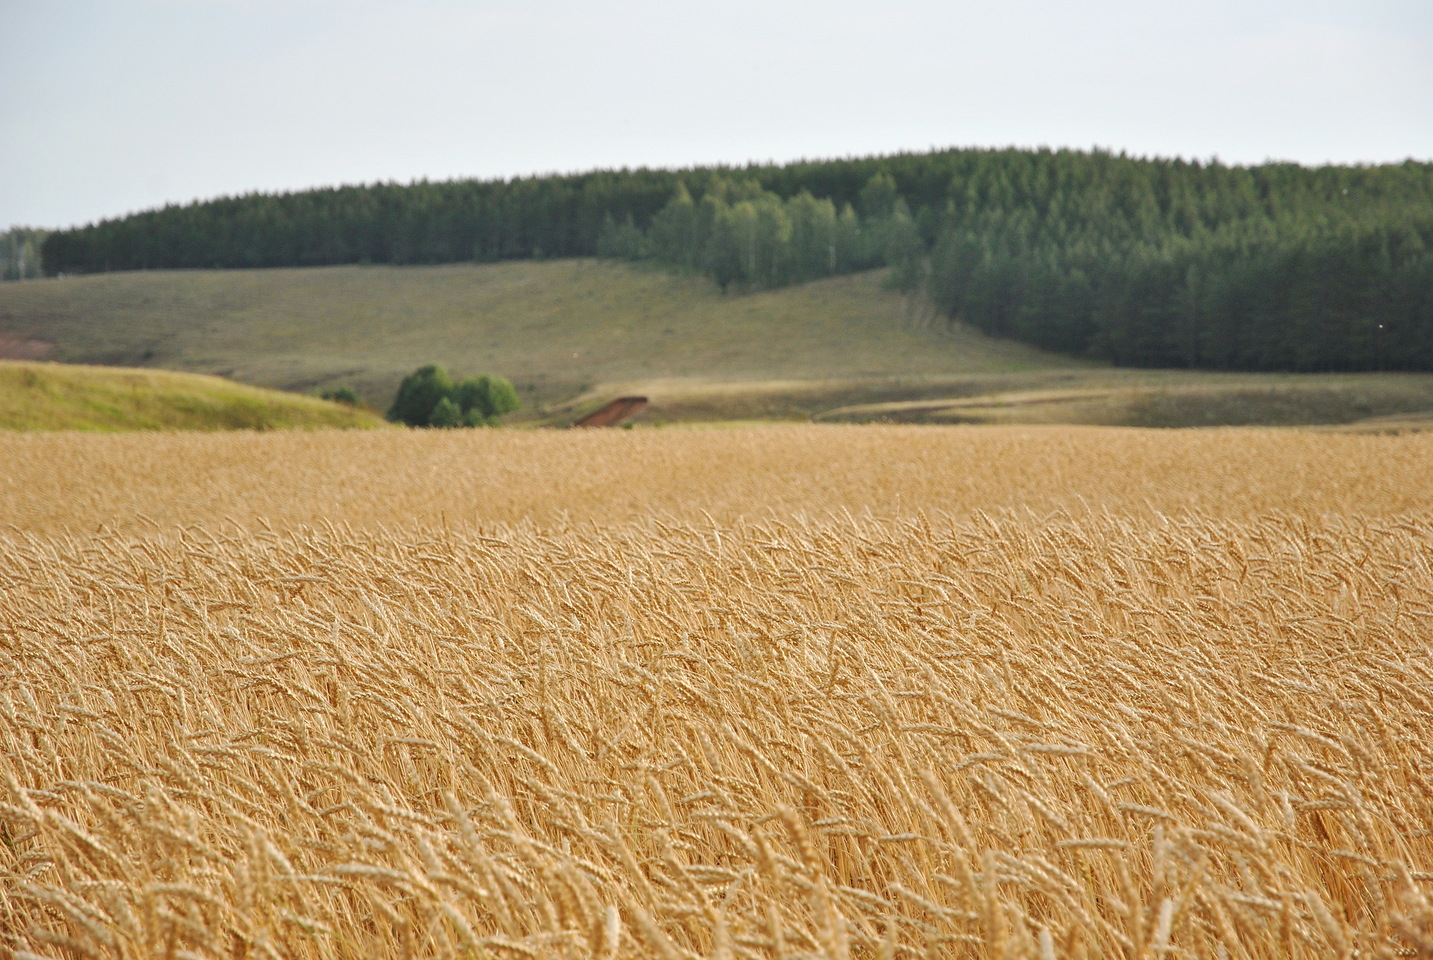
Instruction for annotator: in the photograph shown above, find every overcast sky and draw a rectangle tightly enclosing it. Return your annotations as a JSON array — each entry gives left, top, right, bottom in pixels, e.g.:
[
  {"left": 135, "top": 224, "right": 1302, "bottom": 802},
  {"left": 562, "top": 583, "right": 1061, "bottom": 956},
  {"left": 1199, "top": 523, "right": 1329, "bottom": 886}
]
[{"left": 3, "top": 0, "right": 1431, "bottom": 231}]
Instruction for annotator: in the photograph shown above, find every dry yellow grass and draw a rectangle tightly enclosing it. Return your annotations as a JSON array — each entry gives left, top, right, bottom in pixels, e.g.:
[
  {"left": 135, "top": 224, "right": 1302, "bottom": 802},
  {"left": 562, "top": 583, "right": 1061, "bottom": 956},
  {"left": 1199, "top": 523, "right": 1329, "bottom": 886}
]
[{"left": 2, "top": 425, "right": 1431, "bottom": 958}]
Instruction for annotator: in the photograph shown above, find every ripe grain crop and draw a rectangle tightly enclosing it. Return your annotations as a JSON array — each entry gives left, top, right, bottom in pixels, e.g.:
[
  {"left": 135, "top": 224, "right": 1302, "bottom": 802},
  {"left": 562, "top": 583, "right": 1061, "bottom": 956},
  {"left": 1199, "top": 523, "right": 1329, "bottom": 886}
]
[
  {"left": 2, "top": 426, "right": 1432, "bottom": 958},
  {"left": 3, "top": 424, "right": 1433, "bottom": 534}
]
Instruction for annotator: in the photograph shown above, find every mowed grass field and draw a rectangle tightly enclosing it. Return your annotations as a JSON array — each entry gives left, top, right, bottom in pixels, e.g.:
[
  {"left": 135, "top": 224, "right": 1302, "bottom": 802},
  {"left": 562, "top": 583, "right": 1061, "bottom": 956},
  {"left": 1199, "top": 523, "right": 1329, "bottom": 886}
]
[
  {"left": 0, "top": 261, "right": 1066, "bottom": 414},
  {"left": 5, "top": 260, "right": 1433, "bottom": 428},
  {"left": 3, "top": 424, "right": 1433, "bottom": 959}
]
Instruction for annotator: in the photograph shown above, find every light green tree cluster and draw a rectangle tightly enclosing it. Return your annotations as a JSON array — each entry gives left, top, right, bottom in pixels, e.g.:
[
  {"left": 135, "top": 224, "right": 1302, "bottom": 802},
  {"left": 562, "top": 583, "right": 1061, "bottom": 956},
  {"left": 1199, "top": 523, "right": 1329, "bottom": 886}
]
[
  {"left": 598, "top": 174, "right": 923, "bottom": 292},
  {"left": 0, "top": 228, "right": 47, "bottom": 281}
]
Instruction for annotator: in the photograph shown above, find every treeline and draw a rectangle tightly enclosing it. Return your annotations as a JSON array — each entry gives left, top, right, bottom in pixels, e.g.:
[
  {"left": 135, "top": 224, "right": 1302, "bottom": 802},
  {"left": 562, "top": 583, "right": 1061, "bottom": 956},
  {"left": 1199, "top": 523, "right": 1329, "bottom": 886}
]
[
  {"left": 915, "top": 153, "right": 1433, "bottom": 369},
  {"left": 602, "top": 154, "right": 1433, "bottom": 370},
  {"left": 36, "top": 150, "right": 1006, "bottom": 274},
  {"left": 39, "top": 148, "right": 1433, "bottom": 370},
  {"left": 1, "top": 228, "right": 47, "bottom": 281},
  {"left": 595, "top": 173, "right": 925, "bottom": 291}
]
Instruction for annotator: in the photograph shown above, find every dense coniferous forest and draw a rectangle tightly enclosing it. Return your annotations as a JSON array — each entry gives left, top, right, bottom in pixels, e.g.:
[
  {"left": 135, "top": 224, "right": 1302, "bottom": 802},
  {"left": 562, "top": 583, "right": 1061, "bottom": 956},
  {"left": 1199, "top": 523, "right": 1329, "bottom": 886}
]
[{"left": 39, "top": 148, "right": 1433, "bottom": 370}]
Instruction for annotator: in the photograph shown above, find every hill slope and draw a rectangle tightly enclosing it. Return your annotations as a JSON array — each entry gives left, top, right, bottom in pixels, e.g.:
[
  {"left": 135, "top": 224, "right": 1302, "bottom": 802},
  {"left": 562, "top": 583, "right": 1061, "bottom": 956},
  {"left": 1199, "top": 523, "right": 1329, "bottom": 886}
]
[
  {"left": 0, "top": 259, "right": 1077, "bottom": 404},
  {"left": 36, "top": 147, "right": 1433, "bottom": 373},
  {"left": 0, "top": 361, "right": 384, "bottom": 432},
  {"left": 3, "top": 260, "right": 1432, "bottom": 428}
]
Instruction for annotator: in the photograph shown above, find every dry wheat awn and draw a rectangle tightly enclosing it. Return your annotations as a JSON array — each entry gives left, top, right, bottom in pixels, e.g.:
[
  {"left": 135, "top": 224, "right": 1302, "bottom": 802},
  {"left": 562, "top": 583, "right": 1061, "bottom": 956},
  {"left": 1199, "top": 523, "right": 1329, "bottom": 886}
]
[{"left": 0, "top": 425, "right": 1430, "bottom": 958}]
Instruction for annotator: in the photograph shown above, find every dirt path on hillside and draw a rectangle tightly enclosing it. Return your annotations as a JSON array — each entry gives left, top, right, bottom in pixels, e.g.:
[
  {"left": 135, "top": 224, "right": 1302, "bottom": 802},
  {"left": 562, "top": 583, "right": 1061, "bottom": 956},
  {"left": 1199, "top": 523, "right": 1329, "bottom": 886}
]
[{"left": 0, "top": 337, "right": 54, "bottom": 360}]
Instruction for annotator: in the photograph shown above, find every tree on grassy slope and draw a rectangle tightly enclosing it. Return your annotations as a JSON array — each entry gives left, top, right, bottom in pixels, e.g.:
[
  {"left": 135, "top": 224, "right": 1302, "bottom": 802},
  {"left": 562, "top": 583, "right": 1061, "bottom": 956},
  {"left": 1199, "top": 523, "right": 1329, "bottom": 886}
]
[
  {"left": 387, "top": 365, "right": 520, "bottom": 427},
  {"left": 387, "top": 364, "right": 455, "bottom": 426},
  {"left": 456, "top": 375, "right": 520, "bottom": 426}
]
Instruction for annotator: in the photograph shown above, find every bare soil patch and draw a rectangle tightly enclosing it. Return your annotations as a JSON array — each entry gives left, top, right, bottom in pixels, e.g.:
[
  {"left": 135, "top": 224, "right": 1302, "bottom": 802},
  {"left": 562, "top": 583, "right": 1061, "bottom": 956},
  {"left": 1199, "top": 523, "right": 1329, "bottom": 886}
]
[{"left": 0, "top": 337, "right": 53, "bottom": 360}]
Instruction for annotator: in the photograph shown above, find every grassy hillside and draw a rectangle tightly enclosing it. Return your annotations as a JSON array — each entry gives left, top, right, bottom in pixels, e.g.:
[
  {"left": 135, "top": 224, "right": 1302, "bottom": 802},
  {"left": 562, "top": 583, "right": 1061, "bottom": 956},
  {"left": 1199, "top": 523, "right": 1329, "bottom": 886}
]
[
  {"left": 0, "top": 361, "right": 385, "bottom": 432},
  {"left": 0, "top": 259, "right": 1077, "bottom": 401},
  {"left": 3, "top": 259, "right": 1432, "bottom": 427},
  {"left": 809, "top": 373, "right": 1433, "bottom": 429}
]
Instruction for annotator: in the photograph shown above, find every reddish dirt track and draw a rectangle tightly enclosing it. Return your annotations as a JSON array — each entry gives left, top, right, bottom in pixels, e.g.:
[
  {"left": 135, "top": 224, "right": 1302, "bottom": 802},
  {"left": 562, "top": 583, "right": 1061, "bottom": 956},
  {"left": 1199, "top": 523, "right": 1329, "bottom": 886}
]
[
  {"left": 0, "top": 338, "right": 54, "bottom": 361},
  {"left": 574, "top": 396, "right": 648, "bottom": 427}
]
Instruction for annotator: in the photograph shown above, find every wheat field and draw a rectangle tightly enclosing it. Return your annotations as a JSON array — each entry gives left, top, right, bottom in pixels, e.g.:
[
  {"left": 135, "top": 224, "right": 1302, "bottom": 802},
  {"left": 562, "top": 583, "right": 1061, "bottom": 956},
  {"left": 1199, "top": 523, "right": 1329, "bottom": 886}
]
[{"left": 2, "top": 425, "right": 1432, "bottom": 959}]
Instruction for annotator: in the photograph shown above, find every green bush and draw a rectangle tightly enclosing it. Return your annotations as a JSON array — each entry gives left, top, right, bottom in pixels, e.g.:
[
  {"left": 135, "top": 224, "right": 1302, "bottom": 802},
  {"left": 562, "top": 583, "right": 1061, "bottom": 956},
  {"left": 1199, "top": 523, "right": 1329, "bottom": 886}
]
[
  {"left": 387, "top": 365, "right": 520, "bottom": 427},
  {"left": 320, "top": 385, "right": 362, "bottom": 407},
  {"left": 457, "top": 375, "right": 520, "bottom": 421},
  {"left": 387, "top": 365, "right": 455, "bottom": 426},
  {"left": 428, "top": 396, "right": 463, "bottom": 428},
  {"left": 454, "top": 377, "right": 489, "bottom": 419}
]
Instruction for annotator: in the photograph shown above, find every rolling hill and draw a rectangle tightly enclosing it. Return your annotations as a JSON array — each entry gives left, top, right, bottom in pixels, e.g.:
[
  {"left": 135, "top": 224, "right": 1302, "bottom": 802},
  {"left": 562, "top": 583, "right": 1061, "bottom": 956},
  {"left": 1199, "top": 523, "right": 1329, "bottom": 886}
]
[
  {"left": 0, "top": 260, "right": 1076, "bottom": 411},
  {"left": 0, "top": 361, "right": 384, "bottom": 432},
  {"left": 3, "top": 259, "right": 1432, "bottom": 428}
]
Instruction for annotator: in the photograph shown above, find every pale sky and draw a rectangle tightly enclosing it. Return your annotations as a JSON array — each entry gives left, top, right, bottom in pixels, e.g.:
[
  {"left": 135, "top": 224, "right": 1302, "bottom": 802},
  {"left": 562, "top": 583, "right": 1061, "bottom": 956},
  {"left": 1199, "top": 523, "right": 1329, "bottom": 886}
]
[{"left": 3, "top": 0, "right": 1431, "bottom": 231}]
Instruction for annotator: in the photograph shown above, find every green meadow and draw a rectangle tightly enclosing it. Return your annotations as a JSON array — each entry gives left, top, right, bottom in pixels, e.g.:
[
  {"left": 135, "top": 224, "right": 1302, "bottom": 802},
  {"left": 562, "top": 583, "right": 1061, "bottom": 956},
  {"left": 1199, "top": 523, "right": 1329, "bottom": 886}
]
[{"left": 0, "top": 361, "right": 383, "bottom": 432}]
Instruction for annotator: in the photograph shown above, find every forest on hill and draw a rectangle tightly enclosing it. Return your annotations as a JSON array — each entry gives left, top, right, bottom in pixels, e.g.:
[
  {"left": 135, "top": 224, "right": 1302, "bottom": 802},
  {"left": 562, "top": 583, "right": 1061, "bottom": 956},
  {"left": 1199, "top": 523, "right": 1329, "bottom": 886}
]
[
  {"left": 0, "top": 228, "right": 46, "bottom": 281},
  {"left": 38, "top": 148, "right": 1433, "bottom": 371}
]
